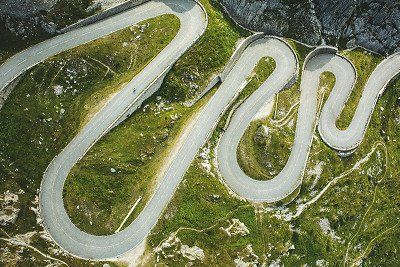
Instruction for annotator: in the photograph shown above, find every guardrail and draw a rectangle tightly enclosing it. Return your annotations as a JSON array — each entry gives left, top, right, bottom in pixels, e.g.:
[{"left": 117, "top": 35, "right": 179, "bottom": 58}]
[
  {"left": 268, "top": 36, "right": 299, "bottom": 90},
  {"left": 187, "top": 33, "right": 266, "bottom": 106},
  {"left": 302, "top": 45, "right": 338, "bottom": 70},
  {"left": 312, "top": 46, "right": 359, "bottom": 153},
  {"left": 376, "top": 51, "right": 400, "bottom": 97},
  {"left": 0, "top": 73, "right": 25, "bottom": 109},
  {"left": 220, "top": 33, "right": 265, "bottom": 81}
]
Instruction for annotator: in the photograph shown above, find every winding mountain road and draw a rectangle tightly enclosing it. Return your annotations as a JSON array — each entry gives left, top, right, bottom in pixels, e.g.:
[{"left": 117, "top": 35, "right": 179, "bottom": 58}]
[
  {"left": 218, "top": 46, "right": 400, "bottom": 202},
  {"left": 1, "top": 0, "right": 399, "bottom": 261},
  {"left": 1, "top": 0, "right": 207, "bottom": 259}
]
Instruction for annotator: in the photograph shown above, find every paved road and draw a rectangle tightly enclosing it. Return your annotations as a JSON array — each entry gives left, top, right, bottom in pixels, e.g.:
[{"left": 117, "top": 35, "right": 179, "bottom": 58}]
[
  {"left": 319, "top": 52, "right": 400, "bottom": 151},
  {"left": 1, "top": 0, "right": 400, "bottom": 260},
  {"left": 0, "top": 0, "right": 207, "bottom": 259},
  {"left": 218, "top": 47, "right": 400, "bottom": 202}
]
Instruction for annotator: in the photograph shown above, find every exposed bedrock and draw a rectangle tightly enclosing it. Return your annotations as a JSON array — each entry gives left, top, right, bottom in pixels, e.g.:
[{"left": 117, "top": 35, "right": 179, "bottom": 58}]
[{"left": 220, "top": 0, "right": 400, "bottom": 54}]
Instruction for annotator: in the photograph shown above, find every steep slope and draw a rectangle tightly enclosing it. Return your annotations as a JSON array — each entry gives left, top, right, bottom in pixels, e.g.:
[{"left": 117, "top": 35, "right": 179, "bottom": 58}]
[{"left": 220, "top": 0, "right": 400, "bottom": 54}]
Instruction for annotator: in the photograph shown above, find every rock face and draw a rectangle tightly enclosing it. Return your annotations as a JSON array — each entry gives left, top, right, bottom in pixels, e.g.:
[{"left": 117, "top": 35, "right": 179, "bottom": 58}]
[
  {"left": 220, "top": 0, "right": 400, "bottom": 54},
  {"left": 0, "top": 0, "right": 58, "bottom": 43},
  {"left": 0, "top": 0, "right": 94, "bottom": 48},
  {"left": 0, "top": 0, "right": 57, "bottom": 18}
]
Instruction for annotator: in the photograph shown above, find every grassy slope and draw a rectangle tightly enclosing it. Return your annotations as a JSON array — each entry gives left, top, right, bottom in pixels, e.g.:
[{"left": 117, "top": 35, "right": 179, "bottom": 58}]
[
  {"left": 236, "top": 40, "right": 312, "bottom": 180},
  {"left": 336, "top": 49, "right": 383, "bottom": 130},
  {"left": 63, "top": 0, "right": 246, "bottom": 235},
  {"left": 237, "top": 70, "right": 336, "bottom": 181},
  {"left": 0, "top": 15, "right": 179, "bottom": 266},
  {"left": 234, "top": 57, "right": 277, "bottom": 180},
  {"left": 144, "top": 45, "right": 400, "bottom": 266},
  {"left": 237, "top": 48, "right": 383, "bottom": 182}
]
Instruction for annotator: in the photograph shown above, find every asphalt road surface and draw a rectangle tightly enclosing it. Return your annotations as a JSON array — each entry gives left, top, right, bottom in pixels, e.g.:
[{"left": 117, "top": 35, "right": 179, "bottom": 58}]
[
  {"left": 1, "top": 0, "right": 207, "bottom": 259},
  {"left": 1, "top": 0, "right": 399, "bottom": 260},
  {"left": 218, "top": 49, "right": 400, "bottom": 202}
]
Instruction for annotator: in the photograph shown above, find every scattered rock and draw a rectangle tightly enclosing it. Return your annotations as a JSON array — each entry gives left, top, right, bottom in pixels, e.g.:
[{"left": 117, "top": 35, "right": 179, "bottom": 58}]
[
  {"left": 269, "top": 258, "right": 282, "bottom": 267},
  {"left": 220, "top": 218, "right": 250, "bottom": 237},
  {"left": 53, "top": 85, "right": 64, "bottom": 96},
  {"left": 154, "top": 233, "right": 205, "bottom": 263},
  {"left": 253, "top": 125, "right": 270, "bottom": 145},
  {"left": 318, "top": 218, "right": 343, "bottom": 243},
  {"left": 234, "top": 244, "right": 259, "bottom": 267},
  {"left": 316, "top": 259, "right": 329, "bottom": 267},
  {"left": 0, "top": 190, "right": 21, "bottom": 226},
  {"left": 0, "top": 0, "right": 57, "bottom": 18},
  {"left": 180, "top": 244, "right": 205, "bottom": 261},
  {"left": 199, "top": 146, "right": 213, "bottom": 174}
]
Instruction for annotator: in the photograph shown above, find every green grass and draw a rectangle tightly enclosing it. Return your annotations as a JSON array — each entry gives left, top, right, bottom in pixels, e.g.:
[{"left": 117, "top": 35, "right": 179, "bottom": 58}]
[
  {"left": 236, "top": 40, "right": 314, "bottom": 180},
  {"left": 64, "top": 91, "right": 213, "bottom": 235},
  {"left": 0, "top": 14, "right": 179, "bottom": 266},
  {"left": 234, "top": 57, "right": 279, "bottom": 180},
  {"left": 62, "top": 0, "right": 246, "bottom": 235},
  {"left": 159, "top": 0, "right": 249, "bottom": 101},
  {"left": 336, "top": 49, "right": 383, "bottom": 130},
  {"left": 1, "top": 1, "right": 398, "bottom": 266},
  {"left": 143, "top": 46, "right": 400, "bottom": 266}
]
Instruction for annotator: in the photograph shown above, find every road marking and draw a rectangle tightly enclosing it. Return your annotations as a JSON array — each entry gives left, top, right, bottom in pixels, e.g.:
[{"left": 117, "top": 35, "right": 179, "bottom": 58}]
[{"left": 115, "top": 196, "right": 142, "bottom": 233}]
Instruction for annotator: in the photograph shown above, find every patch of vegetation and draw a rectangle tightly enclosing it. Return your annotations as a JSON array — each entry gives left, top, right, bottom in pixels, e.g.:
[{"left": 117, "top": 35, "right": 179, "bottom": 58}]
[
  {"left": 336, "top": 49, "right": 383, "bottom": 130},
  {"left": 234, "top": 57, "right": 280, "bottom": 180},
  {"left": 160, "top": 0, "right": 249, "bottom": 101},
  {"left": 236, "top": 41, "right": 315, "bottom": 180},
  {"left": 0, "top": 14, "right": 179, "bottom": 266},
  {"left": 143, "top": 46, "right": 400, "bottom": 266},
  {"left": 0, "top": 238, "right": 123, "bottom": 267},
  {"left": 64, "top": 91, "right": 213, "bottom": 235},
  {"left": 63, "top": 0, "right": 246, "bottom": 235}
]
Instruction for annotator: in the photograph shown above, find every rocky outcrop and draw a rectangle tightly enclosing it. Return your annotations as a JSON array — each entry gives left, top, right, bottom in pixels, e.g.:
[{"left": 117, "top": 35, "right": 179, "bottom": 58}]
[
  {"left": 0, "top": 0, "right": 95, "bottom": 48},
  {"left": 220, "top": 0, "right": 400, "bottom": 54},
  {"left": 0, "top": 0, "right": 57, "bottom": 18}
]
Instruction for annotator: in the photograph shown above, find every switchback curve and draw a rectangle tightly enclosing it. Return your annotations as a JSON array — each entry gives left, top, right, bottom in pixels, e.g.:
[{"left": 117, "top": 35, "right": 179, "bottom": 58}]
[
  {"left": 2, "top": 1, "right": 400, "bottom": 261},
  {"left": 1, "top": 0, "right": 207, "bottom": 260},
  {"left": 218, "top": 44, "right": 400, "bottom": 202}
]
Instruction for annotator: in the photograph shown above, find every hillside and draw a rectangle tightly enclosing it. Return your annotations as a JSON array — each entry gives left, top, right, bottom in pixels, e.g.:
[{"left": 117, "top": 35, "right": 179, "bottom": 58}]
[{"left": 220, "top": 0, "right": 400, "bottom": 54}]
